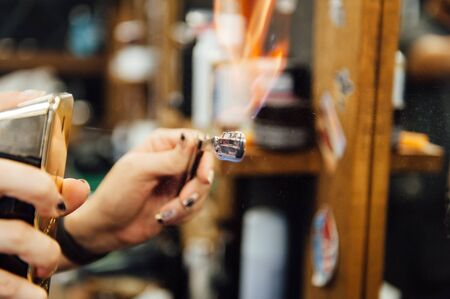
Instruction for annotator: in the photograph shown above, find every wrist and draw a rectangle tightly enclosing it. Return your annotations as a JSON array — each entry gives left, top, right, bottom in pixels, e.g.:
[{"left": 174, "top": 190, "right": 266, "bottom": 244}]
[
  {"left": 56, "top": 217, "right": 109, "bottom": 265},
  {"left": 63, "top": 200, "right": 121, "bottom": 255}
]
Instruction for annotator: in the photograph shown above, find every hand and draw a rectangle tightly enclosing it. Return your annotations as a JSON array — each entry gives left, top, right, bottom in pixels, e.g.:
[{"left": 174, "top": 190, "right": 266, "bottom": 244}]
[
  {"left": 0, "top": 159, "right": 90, "bottom": 298},
  {"left": 64, "top": 128, "right": 214, "bottom": 256},
  {"left": 0, "top": 90, "right": 46, "bottom": 111}
]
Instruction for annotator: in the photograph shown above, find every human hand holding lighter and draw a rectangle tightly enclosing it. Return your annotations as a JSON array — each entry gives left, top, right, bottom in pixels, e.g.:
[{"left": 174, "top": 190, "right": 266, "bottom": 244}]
[{"left": 60, "top": 129, "right": 245, "bottom": 269}]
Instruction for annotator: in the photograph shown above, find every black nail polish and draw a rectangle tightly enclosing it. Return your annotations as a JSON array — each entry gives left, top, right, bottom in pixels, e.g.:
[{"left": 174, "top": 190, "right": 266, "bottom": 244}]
[
  {"left": 184, "top": 198, "right": 195, "bottom": 208},
  {"left": 155, "top": 210, "right": 176, "bottom": 224},
  {"left": 155, "top": 214, "right": 164, "bottom": 224},
  {"left": 182, "top": 193, "right": 199, "bottom": 209},
  {"left": 57, "top": 200, "right": 66, "bottom": 212}
]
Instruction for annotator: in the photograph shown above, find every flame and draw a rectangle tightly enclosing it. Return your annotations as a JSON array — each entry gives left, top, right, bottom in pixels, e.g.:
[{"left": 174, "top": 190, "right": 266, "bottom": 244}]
[
  {"left": 214, "top": 0, "right": 291, "bottom": 119},
  {"left": 243, "top": 0, "right": 276, "bottom": 58}
]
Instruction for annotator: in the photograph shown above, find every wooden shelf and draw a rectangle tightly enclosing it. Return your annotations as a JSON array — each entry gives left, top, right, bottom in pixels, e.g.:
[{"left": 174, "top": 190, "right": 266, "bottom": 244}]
[
  {"left": 218, "top": 144, "right": 444, "bottom": 176},
  {"left": 0, "top": 51, "right": 106, "bottom": 76},
  {"left": 391, "top": 148, "right": 444, "bottom": 173},
  {"left": 217, "top": 144, "right": 322, "bottom": 176}
]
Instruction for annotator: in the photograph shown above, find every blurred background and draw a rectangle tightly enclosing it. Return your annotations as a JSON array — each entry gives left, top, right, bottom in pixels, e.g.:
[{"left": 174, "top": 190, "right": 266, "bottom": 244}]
[{"left": 0, "top": 0, "right": 449, "bottom": 299}]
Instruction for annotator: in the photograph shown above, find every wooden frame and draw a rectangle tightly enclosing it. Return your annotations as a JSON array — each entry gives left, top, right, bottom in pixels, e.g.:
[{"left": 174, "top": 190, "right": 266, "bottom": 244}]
[{"left": 302, "top": 0, "right": 401, "bottom": 298}]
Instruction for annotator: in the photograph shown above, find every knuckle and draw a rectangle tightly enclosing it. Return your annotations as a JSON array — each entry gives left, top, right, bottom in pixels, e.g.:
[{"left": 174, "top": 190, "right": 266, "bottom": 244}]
[
  {"left": 152, "top": 128, "right": 164, "bottom": 135},
  {"left": 46, "top": 239, "right": 61, "bottom": 266},
  {"left": 34, "top": 176, "right": 55, "bottom": 200},
  {"left": 0, "top": 270, "right": 18, "bottom": 297},
  {"left": 8, "top": 220, "right": 31, "bottom": 249},
  {"left": 119, "top": 153, "right": 139, "bottom": 170}
]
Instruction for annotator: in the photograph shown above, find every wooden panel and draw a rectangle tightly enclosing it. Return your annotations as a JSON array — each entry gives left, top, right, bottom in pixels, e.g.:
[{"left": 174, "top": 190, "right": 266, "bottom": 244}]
[
  {"left": 0, "top": 52, "right": 105, "bottom": 76},
  {"left": 216, "top": 144, "right": 443, "bottom": 176},
  {"left": 303, "top": 0, "right": 384, "bottom": 298},
  {"left": 364, "top": 0, "right": 401, "bottom": 298},
  {"left": 154, "top": 0, "right": 182, "bottom": 124},
  {"left": 391, "top": 149, "right": 444, "bottom": 173},
  {"left": 217, "top": 145, "right": 321, "bottom": 176}
]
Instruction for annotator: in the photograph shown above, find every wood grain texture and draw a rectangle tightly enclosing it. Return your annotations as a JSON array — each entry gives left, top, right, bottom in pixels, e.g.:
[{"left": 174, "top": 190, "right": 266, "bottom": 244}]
[
  {"left": 217, "top": 145, "right": 321, "bottom": 176},
  {"left": 364, "top": 0, "right": 401, "bottom": 298},
  {"left": 0, "top": 52, "right": 105, "bottom": 76},
  {"left": 302, "top": 0, "right": 385, "bottom": 298},
  {"left": 216, "top": 145, "right": 443, "bottom": 176},
  {"left": 391, "top": 150, "right": 444, "bottom": 173}
]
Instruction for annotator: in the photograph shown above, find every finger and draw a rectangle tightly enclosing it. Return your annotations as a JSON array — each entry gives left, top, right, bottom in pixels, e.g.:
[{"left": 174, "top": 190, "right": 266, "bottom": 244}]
[
  {"left": 0, "top": 269, "right": 47, "bottom": 299},
  {"left": 0, "top": 220, "right": 60, "bottom": 278},
  {"left": 134, "top": 128, "right": 203, "bottom": 153},
  {"left": 61, "top": 178, "right": 90, "bottom": 215},
  {"left": 154, "top": 176, "right": 211, "bottom": 225},
  {"left": 123, "top": 135, "right": 198, "bottom": 177},
  {"left": 0, "top": 159, "right": 65, "bottom": 217},
  {"left": 196, "top": 151, "right": 215, "bottom": 185},
  {"left": 0, "top": 90, "right": 46, "bottom": 111}
]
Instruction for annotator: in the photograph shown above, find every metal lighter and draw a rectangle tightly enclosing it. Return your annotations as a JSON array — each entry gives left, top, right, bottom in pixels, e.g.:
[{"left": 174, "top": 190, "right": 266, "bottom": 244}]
[
  {"left": 177, "top": 131, "right": 246, "bottom": 194},
  {"left": 0, "top": 93, "right": 73, "bottom": 291}
]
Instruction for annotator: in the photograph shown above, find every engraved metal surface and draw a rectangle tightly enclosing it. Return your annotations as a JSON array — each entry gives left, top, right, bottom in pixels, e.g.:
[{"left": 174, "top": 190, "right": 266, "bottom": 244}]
[{"left": 210, "top": 131, "right": 246, "bottom": 163}]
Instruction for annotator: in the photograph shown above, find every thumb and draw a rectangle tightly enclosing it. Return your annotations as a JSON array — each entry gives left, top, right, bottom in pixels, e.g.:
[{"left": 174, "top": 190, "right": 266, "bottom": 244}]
[{"left": 130, "top": 138, "right": 197, "bottom": 177}]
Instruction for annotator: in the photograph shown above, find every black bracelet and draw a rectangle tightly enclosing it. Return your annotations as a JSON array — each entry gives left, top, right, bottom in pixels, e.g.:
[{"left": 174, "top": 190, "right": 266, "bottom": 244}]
[{"left": 56, "top": 217, "right": 108, "bottom": 265}]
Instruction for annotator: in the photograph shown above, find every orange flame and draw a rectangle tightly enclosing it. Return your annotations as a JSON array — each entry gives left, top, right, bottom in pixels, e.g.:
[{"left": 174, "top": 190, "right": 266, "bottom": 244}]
[{"left": 214, "top": 0, "right": 291, "bottom": 119}]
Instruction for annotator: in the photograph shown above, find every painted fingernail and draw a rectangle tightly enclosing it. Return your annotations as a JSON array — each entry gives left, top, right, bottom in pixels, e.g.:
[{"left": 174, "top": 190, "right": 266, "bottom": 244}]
[
  {"left": 207, "top": 169, "right": 215, "bottom": 185},
  {"left": 182, "top": 192, "right": 200, "bottom": 208},
  {"left": 56, "top": 199, "right": 66, "bottom": 213},
  {"left": 178, "top": 133, "right": 187, "bottom": 149},
  {"left": 155, "top": 209, "right": 176, "bottom": 224}
]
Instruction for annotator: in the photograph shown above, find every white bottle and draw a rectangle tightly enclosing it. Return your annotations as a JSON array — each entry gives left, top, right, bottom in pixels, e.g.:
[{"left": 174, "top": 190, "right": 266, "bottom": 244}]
[
  {"left": 192, "top": 28, "right": 225, "bottom": 130},
  {"left": 392, "top": 51, "right": 406, "bottom": 109},
  {"left": 239, "top": 207, "right": 288, "bottom": 299}
]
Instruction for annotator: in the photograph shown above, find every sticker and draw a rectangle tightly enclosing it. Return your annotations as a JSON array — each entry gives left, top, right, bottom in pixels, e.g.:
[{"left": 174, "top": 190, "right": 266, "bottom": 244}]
[
  {"left": 312, "top": 207, "right": 339, "bottom": 287},
  {"left": 334, "top": 68, "right": 354, "bottom": 111},
  {"left": 316, "top": 91, "right": 347, "bottom": 172},
  {"left": 329, "top": 0, "right": 346, "bottom": 27}
]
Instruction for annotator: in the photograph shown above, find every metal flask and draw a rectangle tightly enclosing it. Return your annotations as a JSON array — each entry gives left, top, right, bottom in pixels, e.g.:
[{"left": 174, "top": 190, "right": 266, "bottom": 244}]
[{"left": 0, "top": 93, "right": 73, "bottom": 291}]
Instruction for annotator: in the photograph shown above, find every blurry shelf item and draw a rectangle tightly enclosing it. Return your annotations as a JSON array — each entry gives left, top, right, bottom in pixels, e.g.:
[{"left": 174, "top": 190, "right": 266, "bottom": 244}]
[
  {"left": 216, "top": 144, "right": 322, "bottom": 176},
  {"left": 0, "top": 51, "right": 106, "bottom": 76},
  {"left": 217, "top": 144, "right": 445, "bottom": 176},
  {"left": 391, "top": 145, "right": 444, "bottom": 173}
]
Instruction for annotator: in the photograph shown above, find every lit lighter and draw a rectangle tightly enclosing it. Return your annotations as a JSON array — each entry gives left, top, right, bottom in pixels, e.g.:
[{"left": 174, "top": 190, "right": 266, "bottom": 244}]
[
  {"left": 178, "top": 131, "right": 246, "bottom": 194},
  {"left": 0, "top": 93, "right": 73, "bottom": 291}
]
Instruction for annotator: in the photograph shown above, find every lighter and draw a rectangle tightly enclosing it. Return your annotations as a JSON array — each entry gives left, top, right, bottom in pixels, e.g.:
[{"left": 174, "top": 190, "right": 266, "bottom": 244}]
[
  {"left": 178, "top": 131, "right": 246, "bottom": 194},
  {"left": 0, "top": 93, "right": 73, "bottom": 291}
]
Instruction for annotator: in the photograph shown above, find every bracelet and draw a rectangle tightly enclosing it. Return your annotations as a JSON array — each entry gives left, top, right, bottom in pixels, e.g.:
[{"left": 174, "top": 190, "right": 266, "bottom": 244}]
[{"left": 56, "top": 218, "right": 108, "bottom": 265}]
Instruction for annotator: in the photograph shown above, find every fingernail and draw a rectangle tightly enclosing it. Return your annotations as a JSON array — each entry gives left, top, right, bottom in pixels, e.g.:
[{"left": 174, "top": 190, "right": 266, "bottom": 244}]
[
  {"left": 178, "top": 133, "right": 187, "bottom": 150},
  {"left": 182, "top": 192, "right": 200, "bottom": 208},
  {"left": 56, "top": 199, "right": 66, "bottom": 213},
  {"left": 207, "top": 169, "right": 215, "bottom": 185},
  {"left": 155, "top": 209, "right": 176, "bottom": 224},
  {"left": 78, "top": 179, "right": 91, "bottom": 193}
]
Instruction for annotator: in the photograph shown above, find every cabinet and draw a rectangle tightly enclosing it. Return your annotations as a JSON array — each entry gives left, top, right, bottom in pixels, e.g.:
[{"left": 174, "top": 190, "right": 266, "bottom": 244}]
[
  {"left": 218, "top": 0, "right": 444, "bottom": 298},
  {"left": 305, "top": 0, "right": 400, "bottom": 298}
]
